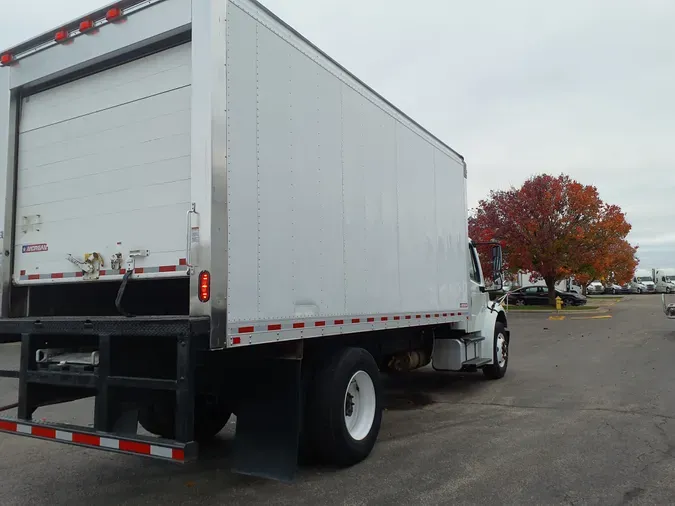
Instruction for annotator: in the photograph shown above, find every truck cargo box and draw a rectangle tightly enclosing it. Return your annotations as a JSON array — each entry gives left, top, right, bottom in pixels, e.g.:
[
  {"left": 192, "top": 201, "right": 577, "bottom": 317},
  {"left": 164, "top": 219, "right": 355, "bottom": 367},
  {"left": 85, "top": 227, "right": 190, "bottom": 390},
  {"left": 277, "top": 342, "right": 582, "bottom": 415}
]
[{"left": 0, "top": 0, "right": 470, "bottom": 349}]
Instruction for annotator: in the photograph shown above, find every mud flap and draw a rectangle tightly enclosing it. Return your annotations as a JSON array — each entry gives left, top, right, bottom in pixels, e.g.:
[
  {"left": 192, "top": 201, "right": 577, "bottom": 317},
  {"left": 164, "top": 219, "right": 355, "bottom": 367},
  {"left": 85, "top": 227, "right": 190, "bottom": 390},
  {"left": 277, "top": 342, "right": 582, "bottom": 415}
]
[{"left": 231, "top": 358, "right": 302, "bottom": 482}]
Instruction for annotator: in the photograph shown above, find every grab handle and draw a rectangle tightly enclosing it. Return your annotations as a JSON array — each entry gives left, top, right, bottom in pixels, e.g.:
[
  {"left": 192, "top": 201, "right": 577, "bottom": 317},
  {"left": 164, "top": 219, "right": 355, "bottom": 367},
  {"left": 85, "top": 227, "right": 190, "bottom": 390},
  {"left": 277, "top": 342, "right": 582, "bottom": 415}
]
[{"left": 186, "top": 203, "right": 197, "bottom": 274}]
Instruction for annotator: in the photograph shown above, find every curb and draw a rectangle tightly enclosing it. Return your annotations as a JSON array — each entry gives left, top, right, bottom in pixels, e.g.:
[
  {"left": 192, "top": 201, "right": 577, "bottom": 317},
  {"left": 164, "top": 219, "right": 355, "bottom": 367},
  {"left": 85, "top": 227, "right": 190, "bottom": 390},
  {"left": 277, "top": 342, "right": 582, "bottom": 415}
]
[
  {"left": 505, "top": 307, "right": 610, "bottom": 315},
  {"left": 504, "top": 297, "right": 623, "bottom": 315}
]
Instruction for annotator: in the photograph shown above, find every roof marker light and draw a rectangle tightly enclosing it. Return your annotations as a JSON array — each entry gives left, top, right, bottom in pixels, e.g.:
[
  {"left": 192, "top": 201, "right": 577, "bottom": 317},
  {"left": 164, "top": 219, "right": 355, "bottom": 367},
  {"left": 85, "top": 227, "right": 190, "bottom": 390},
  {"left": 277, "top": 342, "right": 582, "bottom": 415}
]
[
  {"left": 106, "top": 7, "right": 123, "bottom": 21},
  {"left": 54, "top": 30, "right": 69, "bottom": 43},
  {"left": 79, "top": 19, "right": 95, "bottom": 32},
  {"left": 0, "top": 53, "right": 12, "bottom": 66}
]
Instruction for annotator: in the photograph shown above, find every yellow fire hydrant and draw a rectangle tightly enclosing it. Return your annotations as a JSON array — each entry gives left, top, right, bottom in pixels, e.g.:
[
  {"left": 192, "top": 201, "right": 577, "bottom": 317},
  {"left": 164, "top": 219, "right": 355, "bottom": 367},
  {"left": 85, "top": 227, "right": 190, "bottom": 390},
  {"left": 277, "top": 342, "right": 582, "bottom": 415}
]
[{"left": 555, "top": 296, "right": 563, "bottom": 311}]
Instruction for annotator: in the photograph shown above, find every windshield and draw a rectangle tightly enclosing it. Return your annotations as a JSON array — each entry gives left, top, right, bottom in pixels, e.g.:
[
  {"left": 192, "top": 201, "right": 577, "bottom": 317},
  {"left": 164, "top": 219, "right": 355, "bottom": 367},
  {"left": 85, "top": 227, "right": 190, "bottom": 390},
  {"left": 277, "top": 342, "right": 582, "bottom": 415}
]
[{"left": 637, "top": 277, "right": 653, "bottom": 282}]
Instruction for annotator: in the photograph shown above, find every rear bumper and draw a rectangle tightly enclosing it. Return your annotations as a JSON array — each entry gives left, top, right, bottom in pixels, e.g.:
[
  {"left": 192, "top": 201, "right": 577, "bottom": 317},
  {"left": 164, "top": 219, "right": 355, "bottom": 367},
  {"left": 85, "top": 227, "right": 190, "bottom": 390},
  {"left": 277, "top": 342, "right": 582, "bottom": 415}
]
[
  {"left": 0, "top": 416, "right": 196, "bottom": 463},
  {"left": 0, "top": 315, "right": 210, "bottom": 339},
  {"left": 0, "top": 316, "right": 209, "bottom": 458}
]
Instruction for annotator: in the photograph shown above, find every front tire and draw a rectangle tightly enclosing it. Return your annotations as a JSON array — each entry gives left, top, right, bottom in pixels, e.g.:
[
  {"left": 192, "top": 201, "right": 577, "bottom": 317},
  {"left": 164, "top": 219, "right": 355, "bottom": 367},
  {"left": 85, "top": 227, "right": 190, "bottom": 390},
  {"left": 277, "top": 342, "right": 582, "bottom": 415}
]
[
  {"left": 306, "top": 347, "right": 382, "bottom": 467},
  {"left": 483, "top": 321, "right": 509, "bottom": 380}
]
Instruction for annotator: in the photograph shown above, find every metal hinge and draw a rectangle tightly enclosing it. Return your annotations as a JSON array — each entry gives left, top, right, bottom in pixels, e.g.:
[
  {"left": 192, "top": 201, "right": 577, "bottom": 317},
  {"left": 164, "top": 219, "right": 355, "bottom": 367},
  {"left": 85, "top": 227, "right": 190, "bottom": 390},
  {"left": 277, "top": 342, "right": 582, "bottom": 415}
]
[{"left": 126, "top": 249, "right": 149, "bottom": 272}]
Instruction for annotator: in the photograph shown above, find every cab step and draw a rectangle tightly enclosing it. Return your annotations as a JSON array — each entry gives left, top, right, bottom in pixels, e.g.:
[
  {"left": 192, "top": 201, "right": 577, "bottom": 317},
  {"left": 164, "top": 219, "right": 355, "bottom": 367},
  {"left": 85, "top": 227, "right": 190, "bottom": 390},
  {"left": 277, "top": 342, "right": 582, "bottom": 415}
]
[
  {"left": 462, "top": 357, "right": 491, "bottom": 367},
  {"left": 461, "top": 334, "right": 485, "bottom": 344}
]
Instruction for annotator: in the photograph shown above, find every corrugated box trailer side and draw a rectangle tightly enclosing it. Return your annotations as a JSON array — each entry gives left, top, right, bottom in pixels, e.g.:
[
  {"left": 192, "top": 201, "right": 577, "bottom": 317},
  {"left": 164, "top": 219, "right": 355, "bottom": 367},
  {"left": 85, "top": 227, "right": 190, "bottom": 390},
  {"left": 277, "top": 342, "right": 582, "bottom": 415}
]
[
  {"left": 224, "top": 1, "right": 470, "bottom": 348},
  {"left": 0, "top": 0, "right": 511, "bottom": 483}
]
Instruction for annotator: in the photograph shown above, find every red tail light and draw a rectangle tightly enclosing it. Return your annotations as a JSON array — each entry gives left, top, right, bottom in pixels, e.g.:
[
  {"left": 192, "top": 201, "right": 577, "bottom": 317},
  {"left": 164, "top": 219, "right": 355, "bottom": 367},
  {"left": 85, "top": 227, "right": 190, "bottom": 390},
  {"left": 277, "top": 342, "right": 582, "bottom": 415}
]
[
  {"left": 0, "top": 53, "right": 12, "bottom": 66},
  {"left": 106, "top": 7, "right": 123, "bottom": 21},
  {"left": 198, "top": 271, "right": 210, "bottom": 302}
]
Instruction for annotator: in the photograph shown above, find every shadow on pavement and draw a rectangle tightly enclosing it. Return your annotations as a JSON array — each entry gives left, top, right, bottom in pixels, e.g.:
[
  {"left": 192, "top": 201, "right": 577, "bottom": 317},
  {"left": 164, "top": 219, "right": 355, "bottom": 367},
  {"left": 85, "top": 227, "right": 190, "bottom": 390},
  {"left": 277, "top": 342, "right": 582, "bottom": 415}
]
[{"left": 382, "top": 368, "right": 488, "bottom": 411}]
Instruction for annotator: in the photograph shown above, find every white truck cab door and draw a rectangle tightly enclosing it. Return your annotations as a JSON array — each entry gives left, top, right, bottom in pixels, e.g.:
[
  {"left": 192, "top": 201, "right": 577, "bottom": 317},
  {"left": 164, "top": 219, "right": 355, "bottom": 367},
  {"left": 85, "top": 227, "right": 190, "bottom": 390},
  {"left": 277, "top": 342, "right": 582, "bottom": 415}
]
[{"left": 467, "top": 244, "right": 486, "bottom": 329}]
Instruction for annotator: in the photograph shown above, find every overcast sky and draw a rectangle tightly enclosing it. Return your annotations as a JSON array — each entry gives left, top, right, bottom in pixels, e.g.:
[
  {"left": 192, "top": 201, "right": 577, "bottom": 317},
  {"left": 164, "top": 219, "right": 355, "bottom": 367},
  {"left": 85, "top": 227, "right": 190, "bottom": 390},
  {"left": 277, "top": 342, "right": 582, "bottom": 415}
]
[{"left": 3, "top": 0, "right": 674, "bottom": 268}]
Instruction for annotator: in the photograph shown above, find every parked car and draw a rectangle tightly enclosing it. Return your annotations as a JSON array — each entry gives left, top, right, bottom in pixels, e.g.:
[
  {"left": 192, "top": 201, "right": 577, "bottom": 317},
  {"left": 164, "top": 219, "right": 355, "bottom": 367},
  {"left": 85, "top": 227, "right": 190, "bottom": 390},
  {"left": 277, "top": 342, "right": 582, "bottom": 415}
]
[
  {"left": 620, "top": 283, "right": 636, "bottom": 294},
  {"left": 506, "top": 286, "right": 587, "bottom": 306},
  {"left": 586, "top": 281, "right": 605, "bottom": 295},
  {"left": 604, "top": 283, "right": 622, "bottom": 294}
]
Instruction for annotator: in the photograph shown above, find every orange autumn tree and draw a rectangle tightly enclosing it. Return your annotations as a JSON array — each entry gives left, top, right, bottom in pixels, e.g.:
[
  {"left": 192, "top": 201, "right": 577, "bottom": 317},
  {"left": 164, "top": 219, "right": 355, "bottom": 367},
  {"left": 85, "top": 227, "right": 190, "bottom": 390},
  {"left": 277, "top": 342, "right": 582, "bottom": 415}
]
[
  {"left": 602, "top": 239, "right": 639, "bottom": 285},
  {"left": 469, "top": 174, "right": 636, "bottom": 305},
  {"left": 563, "top": 207, "right": 638, "bottom": 289}
]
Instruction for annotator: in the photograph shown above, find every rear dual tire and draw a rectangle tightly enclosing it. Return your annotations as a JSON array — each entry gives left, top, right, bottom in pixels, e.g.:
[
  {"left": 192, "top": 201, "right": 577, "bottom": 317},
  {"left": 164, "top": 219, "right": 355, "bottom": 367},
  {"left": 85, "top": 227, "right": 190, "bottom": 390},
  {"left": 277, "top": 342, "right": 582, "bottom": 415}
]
[
  {"left": 139, "top": 397, "right": 231, "bottom": 443},
  {"left": 304, "top": 347, "right": 383, "bottom": 467}
]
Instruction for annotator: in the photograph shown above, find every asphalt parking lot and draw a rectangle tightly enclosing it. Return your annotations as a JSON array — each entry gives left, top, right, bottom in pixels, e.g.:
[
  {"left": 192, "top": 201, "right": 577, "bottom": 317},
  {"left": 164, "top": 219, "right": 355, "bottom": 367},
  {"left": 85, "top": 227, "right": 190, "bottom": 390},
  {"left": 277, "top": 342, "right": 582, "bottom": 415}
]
[{"left": 1, "top": 295, "right": 675, "bottom": 505}]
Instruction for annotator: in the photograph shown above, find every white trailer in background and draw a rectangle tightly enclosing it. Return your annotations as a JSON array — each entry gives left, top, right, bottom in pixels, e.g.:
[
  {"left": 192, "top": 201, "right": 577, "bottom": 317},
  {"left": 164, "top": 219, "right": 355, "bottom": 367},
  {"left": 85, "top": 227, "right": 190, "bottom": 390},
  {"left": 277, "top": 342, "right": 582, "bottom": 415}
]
[{"left": 0, "top": 0, "right": 510, "bottom": 482}]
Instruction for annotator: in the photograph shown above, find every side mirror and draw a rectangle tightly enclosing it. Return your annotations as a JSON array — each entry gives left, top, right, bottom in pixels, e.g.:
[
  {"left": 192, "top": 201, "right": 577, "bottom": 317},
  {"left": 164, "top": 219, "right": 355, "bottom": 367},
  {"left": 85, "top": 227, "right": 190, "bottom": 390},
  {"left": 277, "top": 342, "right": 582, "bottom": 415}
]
[
  {"left": 490, "top": 243, "right": 503, "bottom": 290},
  {"left": 491, "top": 244, "right": 503, "bottom": 274},
  {"left": 472, "top": 240, "right": 504, "bottom": 292}
]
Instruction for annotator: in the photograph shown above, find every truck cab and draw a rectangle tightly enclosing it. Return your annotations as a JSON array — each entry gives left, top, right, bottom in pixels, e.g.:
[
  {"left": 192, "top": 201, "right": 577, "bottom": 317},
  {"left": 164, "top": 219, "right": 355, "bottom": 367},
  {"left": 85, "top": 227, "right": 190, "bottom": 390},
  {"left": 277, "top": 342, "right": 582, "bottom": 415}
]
[
  {"left": 631, "top": 269, "right": 655, "bottom": 294},
  {"left": 560, "top": 277, "right": 583, "bottom": 295},
  {"left": 586, "top": 280, "right": 605, "bottom": 295},
  {"left": 653, "top": 268, "right": 675, "bottom": 293},
  {"left": 466, "top": 240, "right": 504, "bottom": 333}
]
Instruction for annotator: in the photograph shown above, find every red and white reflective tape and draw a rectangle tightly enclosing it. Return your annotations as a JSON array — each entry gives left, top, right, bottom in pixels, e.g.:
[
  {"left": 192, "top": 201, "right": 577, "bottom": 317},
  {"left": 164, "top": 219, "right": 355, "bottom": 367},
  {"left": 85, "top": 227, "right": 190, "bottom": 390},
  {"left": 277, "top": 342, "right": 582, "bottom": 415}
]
[
  {"left": 0, "top": 419, "right": 186, "bottom": 461},
  {"left": 228, "top": 309, "right": 468, "bottom": 346},
  {"left": 18, "top": 259, "right": 188, "bottom": 281}
]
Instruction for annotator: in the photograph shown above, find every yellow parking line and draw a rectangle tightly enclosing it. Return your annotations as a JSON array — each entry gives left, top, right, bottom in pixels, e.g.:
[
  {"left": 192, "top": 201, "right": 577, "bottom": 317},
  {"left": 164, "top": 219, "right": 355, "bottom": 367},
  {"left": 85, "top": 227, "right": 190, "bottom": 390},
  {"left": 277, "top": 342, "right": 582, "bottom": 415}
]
[
  {"left": 548, "top": 315, "right": 566, "bottom": 320},
  {"left": 570, "top": 315, "right": 612, "bottom": 320}
]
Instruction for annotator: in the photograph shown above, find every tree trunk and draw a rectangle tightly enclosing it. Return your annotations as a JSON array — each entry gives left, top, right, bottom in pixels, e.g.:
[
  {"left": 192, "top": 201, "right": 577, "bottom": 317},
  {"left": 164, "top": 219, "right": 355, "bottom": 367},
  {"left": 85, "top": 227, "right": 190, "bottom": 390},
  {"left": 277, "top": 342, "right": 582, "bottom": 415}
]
[{"left": 545, "top": 276, "right": 557, "bottom": 306}]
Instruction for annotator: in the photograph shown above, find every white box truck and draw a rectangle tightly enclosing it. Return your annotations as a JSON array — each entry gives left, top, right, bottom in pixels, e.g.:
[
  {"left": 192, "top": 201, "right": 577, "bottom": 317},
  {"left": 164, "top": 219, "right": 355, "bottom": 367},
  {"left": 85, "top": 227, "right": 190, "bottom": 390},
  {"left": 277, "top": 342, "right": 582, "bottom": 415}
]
[{"left": 0, "top": 0, "right": 510, "bottom": 481}]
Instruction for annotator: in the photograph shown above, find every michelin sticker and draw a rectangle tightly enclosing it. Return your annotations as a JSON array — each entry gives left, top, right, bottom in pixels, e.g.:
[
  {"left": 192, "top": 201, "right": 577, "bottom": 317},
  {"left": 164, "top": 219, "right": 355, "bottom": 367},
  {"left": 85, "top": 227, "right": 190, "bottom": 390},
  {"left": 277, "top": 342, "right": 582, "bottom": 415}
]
[{"left": 22, "top": 243, "right": 48, "bottom": 253}]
